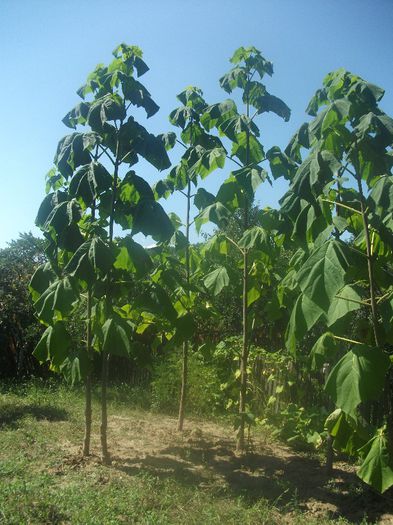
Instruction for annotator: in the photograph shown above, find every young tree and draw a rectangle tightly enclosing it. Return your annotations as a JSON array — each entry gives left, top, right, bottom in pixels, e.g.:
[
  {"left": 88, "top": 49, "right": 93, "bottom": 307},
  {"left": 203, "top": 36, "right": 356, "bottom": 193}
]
[
  {"left": 194, "top": 46, "right": 290, "bottom": 450},
  {"left": 30, "top": 44, "right": 174, "bottom": 462},
  {"left": 277, "top": 69, "right": 393, "bottom": 492},
  {"left": 156, "top": 86, "right": 227, "bottom": 430}
]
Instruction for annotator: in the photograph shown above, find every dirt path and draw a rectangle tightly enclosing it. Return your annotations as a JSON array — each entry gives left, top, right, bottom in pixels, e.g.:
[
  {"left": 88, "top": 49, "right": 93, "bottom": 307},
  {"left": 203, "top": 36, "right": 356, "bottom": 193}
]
[{"left": 62, "top": 412, "right": 393, "bottom": 524}]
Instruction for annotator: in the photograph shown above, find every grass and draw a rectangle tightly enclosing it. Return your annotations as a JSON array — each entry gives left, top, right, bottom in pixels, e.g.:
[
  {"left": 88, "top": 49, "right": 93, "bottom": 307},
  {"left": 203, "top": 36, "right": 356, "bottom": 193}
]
[{"left": 0, "top": 380, "right": 388, "bottom": 524}]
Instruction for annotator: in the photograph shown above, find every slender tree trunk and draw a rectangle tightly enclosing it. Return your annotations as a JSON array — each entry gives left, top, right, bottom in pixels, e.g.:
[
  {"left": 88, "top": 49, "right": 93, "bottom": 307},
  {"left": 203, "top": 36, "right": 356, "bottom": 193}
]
[
  {"left": 83, "top": 289, "right": 93, "bottom": 457},
  {"left": 178, "top": 179, "right": 191, "bottom": 431},
  {"left": 178, "top": 340, "right": 188, "bottom": 431},
  {"left": 100, "top": 135, "right": 120, "bottom": 464},
  {"left": 237, "top": 86, "right": 250, "bottom": 453},
  {"left": 237, "top": 243, "right": 249, "bottom": 452},
  {"left": 100, "top": 351, "right": 110, "bottom": 462}
]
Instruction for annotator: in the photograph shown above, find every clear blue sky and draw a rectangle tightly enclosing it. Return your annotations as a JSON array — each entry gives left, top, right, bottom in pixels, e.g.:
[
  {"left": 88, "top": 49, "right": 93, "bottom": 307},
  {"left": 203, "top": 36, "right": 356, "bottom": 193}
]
[{"left": 1, "top": 0, "right": 392, "bottom": 247}]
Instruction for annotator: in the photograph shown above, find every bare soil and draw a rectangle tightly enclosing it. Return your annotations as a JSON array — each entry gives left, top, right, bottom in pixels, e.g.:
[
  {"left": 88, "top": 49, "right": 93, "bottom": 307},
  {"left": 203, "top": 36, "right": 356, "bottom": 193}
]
[{"left": 61, "top": 412, "right": 393, "bottom": 524}]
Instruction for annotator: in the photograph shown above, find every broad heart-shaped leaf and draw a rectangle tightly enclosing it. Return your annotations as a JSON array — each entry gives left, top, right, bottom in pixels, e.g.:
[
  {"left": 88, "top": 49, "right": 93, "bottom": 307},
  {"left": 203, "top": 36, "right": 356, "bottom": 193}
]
[
  {"left": 194, "top": 188, "right": 216, "bottom": 210},
  {"left": 285, "top": 293, "right": 323, "bottom": 354},
  {"left": 200, "top": 99, "right": 237, "bottom": 131},
  {"left": 247, "top": 286, "right": 261, "bottom": 307},
  {"left": 69, "top": 162, "right": 112, "bottom": 207},
  {"left": 88, "top": 237, "right": 114, "bottom": 275},
  {"left": 29, "top": 263, "right": 57, "bottom": 302},
  {"left": 231, "top": 132, "right": 265, "bottom": 164},
  {"left": 36, "top": 191, "right": 68, "bottom": 228},
  {"left": 195, "top": 202, "right": 231, "bottom": 233},
  {"left": 325, "top": 409, "right": 373, "bottom": 456},
  {"left": 326, "top": 284, "right": 362, "bottom": 327},
  {"left": 325, "top": 345, "right": 390, "bottom": 416},
  {"left": 369, "top": 175, "right": 393, "bottom": 215},
  {"left": 119, "top": 170, "right": 155, "bottom": 205},
  {"left": 131, "top": 199, "right": 174, "bottom": 242},
  {"left": 87, "top": 93, "right": 126, "bottom": 130},
  {"left": 238, "top": 226, "right": 268, "bottom": 250},
  {"left": 187, "top": 146, "right": 226, "bottom": 180},
  {"left": 114, "top": 237, "right": 153, "bottom": 277},
  {"left": 102, "top": 316, "right": 133, "bottom": 357},
  {"left": 310, "top": 332, "right": 338, "bottom": 370},
  {"left": 120, "top": 74, "right": 159, "bottom": 117},
  {"left": 252, "top": 92, "right": 290, "bottom": 122},
  {"left": 355, "top": 112, "right": 393, "bottom": 147},
  {"left": 358, "top": 430, "right": 393, "bottom": 493},
  {"left": 216, "top": 176, "right": 244, "bottom": 211},
  {"left": 203, "top": 266, "right": 229, "bottom": 296},
  {"left": 266, "top": 146, "right": 298, "bottom": 180},
  {"left": 296, "top": 240, "right": 351, "bottom": 314},
  {"left": 54, "top": 133, "right": 94, "bottom": 178},
  {"left": 62, "top": 101, "right": 90, "bottom": 129},
  {"left": 33, "top": 321, "right": 72, "bottom": 368},
  {"left": 33, "top": 276, "right": 78, "bottom": 325},
  {"left": 232, "top": 165, "right": 267, "bottom": 199},
  {"left": 118, "top": 117, "right": 171, "bottom": 171}
]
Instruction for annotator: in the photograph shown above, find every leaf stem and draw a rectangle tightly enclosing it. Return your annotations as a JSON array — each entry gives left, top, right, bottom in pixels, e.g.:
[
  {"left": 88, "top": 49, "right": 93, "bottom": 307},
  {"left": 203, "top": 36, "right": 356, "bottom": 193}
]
[{"left": 333, "top": 334, "right": 363, "bottom": 345}]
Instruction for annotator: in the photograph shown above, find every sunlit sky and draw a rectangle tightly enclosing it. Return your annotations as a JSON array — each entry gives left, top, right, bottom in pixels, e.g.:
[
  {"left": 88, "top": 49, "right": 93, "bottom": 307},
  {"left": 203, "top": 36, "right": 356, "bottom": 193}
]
[{"left": 1, "top": 0, "right": 392, "bottom": 247}]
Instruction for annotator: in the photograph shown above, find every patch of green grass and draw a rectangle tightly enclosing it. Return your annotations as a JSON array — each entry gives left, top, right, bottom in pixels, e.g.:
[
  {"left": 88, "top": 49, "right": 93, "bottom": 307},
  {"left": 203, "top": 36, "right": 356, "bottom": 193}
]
[{"left": 0, "top": 381, "right": 374, "bottom": 524}]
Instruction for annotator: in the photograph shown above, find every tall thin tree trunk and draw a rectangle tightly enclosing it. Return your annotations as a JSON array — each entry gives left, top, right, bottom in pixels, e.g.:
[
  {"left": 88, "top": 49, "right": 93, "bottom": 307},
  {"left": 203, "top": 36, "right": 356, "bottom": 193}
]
[
  {"left": 100, "top": 136, "right": 120, "bottom": 464},
  {"left": 100, "top": 351, "right": 110, "bottom": 462},
  {"left": 178, "top": 178, "right": 191, "bottom": 431},
  {"left": 83, "top": 289, "right": 93, "bottom": 457},
  {"left": 237, "top": 243, "right": 249, "bottom": 451},
  {"left": 237, "top": 87, "right": 250, "bottom": 453}
]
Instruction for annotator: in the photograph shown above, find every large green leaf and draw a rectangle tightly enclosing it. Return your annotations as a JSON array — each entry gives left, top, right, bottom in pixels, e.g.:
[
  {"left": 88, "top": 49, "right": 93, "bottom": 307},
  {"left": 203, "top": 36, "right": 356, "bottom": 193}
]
[
  {"left": 238, "top": 226, "right": 268, "bottom": 250},
  {"left": 114, "top": 237, "right": 153, "bottom": 277},
  {"left": 358, "top": 430, "right": 393, "bottom": 493},
  {"left": 310, "top": 332, "right": 337, "bottom": 370},
  {"left": 195, "top": 202, "right": 231, "bottom": 233},
  {"left": 325, "top": 345, "right": 390, "bottom": 416},
  {"left": 131, "top": 200, "right": 174, "bottom": 241},
  {"left": 69, "top": 162, "right": 112, "bottom": 207},
  {"left": 120, "top": 75, "right": 159, "bottom": 117},
  {"left": 33, "top": 276, "right": 78, "bottom": 324},
  {"left": 33, "top": 322, "right": 72, "bottom": 368},
  {"left": 54, "top": 133, "right": 94, "bottom": 178},
  {"left": 36, "top": 191, "right": 68, "bottom": 228},
  {"left": 326, "top": 284, "right": 362, "bottom": 327},
  {"left": 296, "top": 240, "right": 351, "bottom": 313},
  {"left": 285, "top": 293, "right": 323, "bottom": 353},
  {"left": 252, "top": 92, "right": 290, "bottom": 121},
  {"left": 232, "top": 165, "right": 267, "bottom": 199},
  {"left": 203, "top": 266, "right": 230, "bottom": 296},
  {"left": 231, "top": 132, "right": 264, "bottom": 164},
  {"left": 102, "top": 316, "right": 133, "bottom": 357},
  {"left": 29, "top": 263, "right": 57, "bottom": 302}
]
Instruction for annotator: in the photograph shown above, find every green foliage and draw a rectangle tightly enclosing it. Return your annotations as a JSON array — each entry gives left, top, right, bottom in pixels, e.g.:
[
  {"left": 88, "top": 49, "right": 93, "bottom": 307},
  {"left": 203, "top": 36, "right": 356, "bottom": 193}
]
[
  {"left": 279, "top": 67, "right": 393, "bottom": 492},
  {"left": 151, "top": 350, "right": 222, "bottom": 416}
]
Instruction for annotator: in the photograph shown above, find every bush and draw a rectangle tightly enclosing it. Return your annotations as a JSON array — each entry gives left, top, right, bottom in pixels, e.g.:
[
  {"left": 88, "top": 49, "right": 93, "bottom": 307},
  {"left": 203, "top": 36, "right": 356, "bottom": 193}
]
[{"left": 151, "top": 349, "right": 222, "bottom": 416}]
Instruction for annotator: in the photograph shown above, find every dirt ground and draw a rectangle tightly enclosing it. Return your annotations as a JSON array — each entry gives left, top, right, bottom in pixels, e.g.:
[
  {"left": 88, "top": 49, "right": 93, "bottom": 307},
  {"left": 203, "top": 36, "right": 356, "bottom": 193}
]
[{"left": 59, "top": 412, "right": 393, "bottom": 524}]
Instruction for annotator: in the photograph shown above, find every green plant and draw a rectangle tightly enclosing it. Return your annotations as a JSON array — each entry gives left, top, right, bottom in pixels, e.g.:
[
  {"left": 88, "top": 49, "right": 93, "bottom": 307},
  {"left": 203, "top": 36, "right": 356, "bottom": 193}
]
[
  {"left": 277, "top": 68, "right": 393, "bottom": 492},
  {"left": 191, "top": 46, "right": 290, "bottom": 450},
  {"left": 30, "top": 43, "right": 175, "bottom": 461},
  {"left": 151, "top": 349, "right": 222, "bottom": 416}
]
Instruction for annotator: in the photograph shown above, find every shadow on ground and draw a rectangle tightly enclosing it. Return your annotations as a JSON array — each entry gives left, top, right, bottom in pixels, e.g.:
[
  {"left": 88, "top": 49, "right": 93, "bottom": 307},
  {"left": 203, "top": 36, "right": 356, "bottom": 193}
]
[
  {"left": 110, "top": 428, "right": 393, "bottom": 524},
  {"left": 0, "top": 403, "right": 68, "bottom": 429}
]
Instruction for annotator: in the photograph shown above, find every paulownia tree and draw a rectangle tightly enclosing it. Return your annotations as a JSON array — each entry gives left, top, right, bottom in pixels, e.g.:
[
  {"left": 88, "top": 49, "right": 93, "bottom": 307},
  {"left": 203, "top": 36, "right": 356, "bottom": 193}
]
[
  {"left": 155, "top": 86, "right": 227, "bottom": 430},
  {"left": 191, "top": 46, "right": 290, "bottom": 450},
  {"left": 30, "top": 44, "right": 175, "bottom": 462},
  {"left": 276, "top": 68, "right": 393, "bottom": 492}
]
